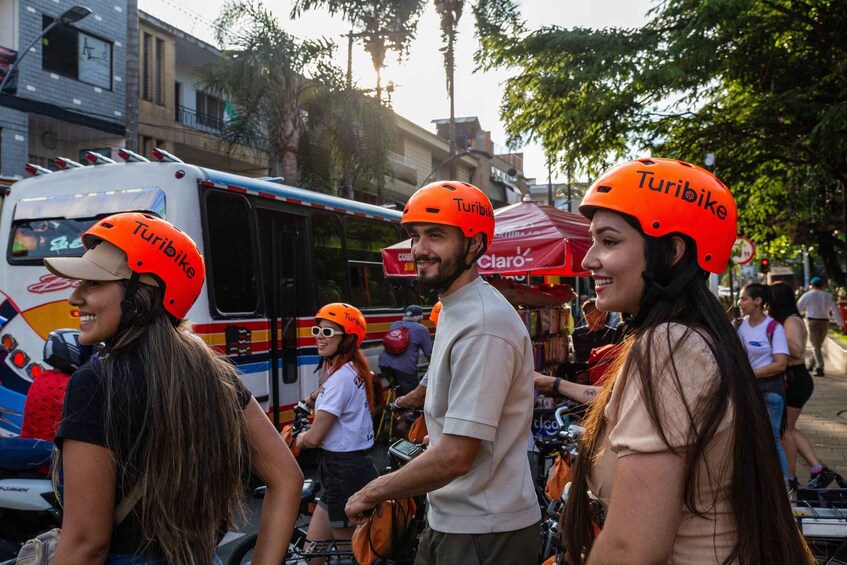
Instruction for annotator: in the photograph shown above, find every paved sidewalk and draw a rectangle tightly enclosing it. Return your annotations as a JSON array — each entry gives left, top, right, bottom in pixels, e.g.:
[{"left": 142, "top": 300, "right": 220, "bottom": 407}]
[{"left": 794, "top": 368, "right": 847, "bottom": 484}]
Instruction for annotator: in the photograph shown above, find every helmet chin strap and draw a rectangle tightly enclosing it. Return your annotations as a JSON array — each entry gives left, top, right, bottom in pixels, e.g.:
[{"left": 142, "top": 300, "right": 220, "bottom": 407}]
[
  {"left": 629, "top": 247, "right": 702, "bottom": 330},
  {"left": 428, "top": 237, "right": 487, "bottom": 295},
  {"left": 118, "top": 272, "right": 164, "bottom": 331}
]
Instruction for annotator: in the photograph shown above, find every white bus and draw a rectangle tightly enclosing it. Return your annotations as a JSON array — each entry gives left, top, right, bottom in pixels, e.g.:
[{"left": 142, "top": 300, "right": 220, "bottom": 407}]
[{"left": 0, "top": 156, "right": 430, "bottom": 435}]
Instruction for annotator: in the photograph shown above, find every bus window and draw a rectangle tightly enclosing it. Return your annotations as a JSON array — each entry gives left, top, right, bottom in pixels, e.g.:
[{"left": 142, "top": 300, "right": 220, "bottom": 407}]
[
  {"left": 204, "top": 191, "right": 259, "bottom": 315},
  {"left": 311, "top": 211, "right": 346, "bottom": 306},
  {"left": 345, "top": 217, "right": 400, "bottom": 308},
  {"left": 9, "top": 219, "right": 93, "bottom": 261}
]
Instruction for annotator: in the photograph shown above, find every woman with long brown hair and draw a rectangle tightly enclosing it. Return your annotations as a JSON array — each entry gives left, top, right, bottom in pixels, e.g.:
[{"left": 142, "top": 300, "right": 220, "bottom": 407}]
[
  {"left": 44, "top": 213, "right": 303, "bottom": 565},
  {"left": 561, "top": 159, "right": 811, "bottom": 564},
  {"left": 296, "top": 302, "right": 379, "bottom": 558},
  {"left": 769, "top": 281, "right": 840, "bottom": 490}
]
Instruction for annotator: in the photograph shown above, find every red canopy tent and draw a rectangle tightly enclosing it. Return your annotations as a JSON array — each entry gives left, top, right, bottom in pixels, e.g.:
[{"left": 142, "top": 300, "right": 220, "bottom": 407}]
[{"left": 382, "top": 200, "right": 592, "bottom": 277}]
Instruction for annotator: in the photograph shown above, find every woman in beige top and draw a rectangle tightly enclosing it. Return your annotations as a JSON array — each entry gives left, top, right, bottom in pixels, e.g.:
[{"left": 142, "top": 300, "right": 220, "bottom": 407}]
[{"left": 560, "top": 159, "right": 812, "bottom": 564}]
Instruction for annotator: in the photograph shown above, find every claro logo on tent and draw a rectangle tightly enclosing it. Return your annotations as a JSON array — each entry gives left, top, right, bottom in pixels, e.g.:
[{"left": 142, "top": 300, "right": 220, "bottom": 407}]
[
  {"left": 478, "top": 246, "right": 534, "bottom": 270},
  {"left": 132, "top": 220, "right": 197, "bottom": 279},
  {"left": 635, "top": 169, "right": 729, "bottom": 220}
]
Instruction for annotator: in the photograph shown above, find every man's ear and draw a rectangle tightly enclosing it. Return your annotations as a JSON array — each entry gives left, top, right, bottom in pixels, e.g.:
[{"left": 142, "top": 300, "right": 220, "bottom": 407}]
[{"left": 468, "top": 233, "right": 485, "bottom": 256}]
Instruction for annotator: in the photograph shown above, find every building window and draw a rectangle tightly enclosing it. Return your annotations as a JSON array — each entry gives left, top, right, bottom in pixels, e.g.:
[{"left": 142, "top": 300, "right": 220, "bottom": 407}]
[
  {"left": 42, "top": 16, "right": 112, "bottom": 90},
  {"left": 196, "top": 91, "right": 224, "bottom": 130},
  {"left": 141, "top": 33, "right": 164, "bottom": 105}
]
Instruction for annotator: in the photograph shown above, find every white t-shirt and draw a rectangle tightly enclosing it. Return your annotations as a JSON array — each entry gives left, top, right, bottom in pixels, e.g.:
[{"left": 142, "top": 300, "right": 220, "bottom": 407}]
[
  {"left": 737, "top": 315, "right": 789, "bottom": 369},
  {"left": 314, "top": 362, "right": 374, "bottom": 452}
]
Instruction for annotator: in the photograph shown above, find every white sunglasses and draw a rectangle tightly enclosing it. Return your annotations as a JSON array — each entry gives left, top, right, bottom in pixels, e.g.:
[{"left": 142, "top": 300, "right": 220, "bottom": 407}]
[{"left": 311, "top": 326, "right": 344, "bottom": 338}]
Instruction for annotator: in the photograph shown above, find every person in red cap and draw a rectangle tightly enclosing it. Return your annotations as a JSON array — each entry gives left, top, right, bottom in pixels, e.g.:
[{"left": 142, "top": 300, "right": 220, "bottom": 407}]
[
  {"left": 43, "top": 212, "right": 302, "bottom": 565},
  {"left": 346, "top": 182, "right": 541, "bottom": 564}
]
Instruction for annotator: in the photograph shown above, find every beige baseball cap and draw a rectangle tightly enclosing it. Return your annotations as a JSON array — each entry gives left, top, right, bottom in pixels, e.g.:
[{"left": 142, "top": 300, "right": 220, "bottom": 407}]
[{"left": 44, "top": 241, "right": 159, "bottom": 286}]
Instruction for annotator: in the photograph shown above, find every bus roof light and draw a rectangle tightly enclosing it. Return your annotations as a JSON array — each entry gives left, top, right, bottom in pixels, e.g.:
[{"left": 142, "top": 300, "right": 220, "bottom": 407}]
[
  {"left": 151, "top": 147, "right": 183, "bottom": 163},
  {"left": 54, "top": 157, "right": 84, "bottom": 169},
  {"left": 25, "top": 163, "right": 53, "bottom": 176},
  {"left": 84, "top": 151, "right": 117, "bottom": 165},
  {"left": 117, "top": 148, "right": 150, "bottom": 162}
]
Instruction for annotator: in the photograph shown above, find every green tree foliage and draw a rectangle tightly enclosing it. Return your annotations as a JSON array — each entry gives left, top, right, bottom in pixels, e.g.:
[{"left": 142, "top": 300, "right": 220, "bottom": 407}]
[
  {"left": 478, "top": 0, "right": 847, "bottom": 282},
  {"left": 290, "top": 0, "right": 424, "bottom": 101},
  {"left": 297, "top": 63, "right": 394, "bottom": 199},
  {"left": 199, "top": 0, "right": 393, "bottom": 197},
  {"left": 199, "top": 0, "right": 333, "bottom": 185}
]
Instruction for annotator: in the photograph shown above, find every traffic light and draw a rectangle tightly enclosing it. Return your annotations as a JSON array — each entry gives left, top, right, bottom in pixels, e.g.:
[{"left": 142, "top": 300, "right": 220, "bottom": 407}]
[{"left": 760, "top": 258, "right": 770, "bottom": 274}]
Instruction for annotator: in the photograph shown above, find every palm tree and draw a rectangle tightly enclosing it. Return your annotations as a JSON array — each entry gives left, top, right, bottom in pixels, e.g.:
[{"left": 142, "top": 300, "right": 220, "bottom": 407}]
[
  {"left": 298, "top": 62, "right": 394, "bottom": 199},
  {"left": 199, "top": 0, "right": 335, "bottom": 185},
  {"left": 291, "top": 0, "right": 423, "bottom": 104}
]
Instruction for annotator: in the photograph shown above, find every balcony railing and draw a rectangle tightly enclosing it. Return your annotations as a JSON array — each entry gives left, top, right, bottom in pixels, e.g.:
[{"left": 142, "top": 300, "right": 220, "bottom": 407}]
[
  {"left": 176, "top": 105, "right": 224, "bottom": 135},
  {"left": 389, "top": 151, "right": 418, "bottom": 185}
]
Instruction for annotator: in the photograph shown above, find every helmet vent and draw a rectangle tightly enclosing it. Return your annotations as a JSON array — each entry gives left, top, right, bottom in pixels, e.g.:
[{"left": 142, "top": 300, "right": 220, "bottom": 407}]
[
  {"left": 652, "top": 221, "right": 660, "bottom": 229},
  {"left": 101, "top": 221, "right": 114, "bottom": 229},
  {"left": 442, "top": 184, "right": 457, "bottom": 192},
  {"left": 136, "top": 260, "right": 143, "bottom": 266},
  {"left": 704, "top": 254, "right": 712, "bottom": 262},
  {"left": 425, "top": 207, "right": 440, "bottom": 214},
  {"left": 639, "top": 159, "right": 656, "bottom": 166},
  {"left": 597, "top": 185, "right": 612, "bottom": 193}
]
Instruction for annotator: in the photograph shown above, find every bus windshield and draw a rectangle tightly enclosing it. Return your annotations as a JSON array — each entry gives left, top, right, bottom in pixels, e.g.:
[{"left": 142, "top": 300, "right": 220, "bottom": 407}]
[{"left": 8, "top": 187, "right": 166, "bottom": 262}]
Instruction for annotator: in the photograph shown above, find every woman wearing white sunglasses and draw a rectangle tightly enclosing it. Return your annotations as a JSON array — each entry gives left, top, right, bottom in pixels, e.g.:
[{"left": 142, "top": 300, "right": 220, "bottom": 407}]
[{"left": 296, "top": 302, "right": 379, "bottom": 560}]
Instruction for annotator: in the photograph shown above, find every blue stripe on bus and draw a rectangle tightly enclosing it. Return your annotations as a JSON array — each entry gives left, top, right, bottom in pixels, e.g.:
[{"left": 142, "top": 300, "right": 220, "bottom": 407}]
[{"left": 202, "top": 169, "right": 402, "bottom": 222}]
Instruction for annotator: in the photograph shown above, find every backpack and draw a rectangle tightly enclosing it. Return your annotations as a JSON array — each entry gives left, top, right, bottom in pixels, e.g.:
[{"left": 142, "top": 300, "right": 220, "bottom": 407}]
[
  {"left": 544, "top": 454, "right": 573, "bottom": 502},
  {"left": 16, "top": 484, "right": 141, "bottom": 564},
  {"left": 15, "top": 528, "right": 60, "bottom": 564},
  {"left": 352, "top": 498, "right": 417, "bottom": 564},
  {"left": 382, "top": 326, "right": 410, "bottom": 355},
  {"left": 407, "top": 414, "right": 427, "bottom": 444}
]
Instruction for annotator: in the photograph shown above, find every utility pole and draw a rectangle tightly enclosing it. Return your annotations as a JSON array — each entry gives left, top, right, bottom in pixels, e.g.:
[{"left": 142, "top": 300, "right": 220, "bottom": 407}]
[
  {"left": 566, "top": 160, "right": 572, "bottom": 212},
  {"left": 547, "top": 157, "right": 553, "bottom": 206},
  {"left": 346, "top": 29, "right": 354, "bottom": 90}
]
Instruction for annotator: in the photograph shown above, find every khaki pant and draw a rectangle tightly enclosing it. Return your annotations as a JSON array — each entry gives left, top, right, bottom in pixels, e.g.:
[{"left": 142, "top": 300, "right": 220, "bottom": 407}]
[
  {"left": 414, "top": 521, "right": 540, "bottom": 565},
  {"left": 807, "top": 319, "right": 829, "bottom": 373}
]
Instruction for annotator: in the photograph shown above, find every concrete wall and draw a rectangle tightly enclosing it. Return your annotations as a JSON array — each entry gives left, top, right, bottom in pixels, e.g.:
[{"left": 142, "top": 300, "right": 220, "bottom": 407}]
[
  {"left": 15, "top": 0, "right": 127, "bottom": 126},
  {"left": 0, "top": 106, "right": 27, "bottom": 176}
]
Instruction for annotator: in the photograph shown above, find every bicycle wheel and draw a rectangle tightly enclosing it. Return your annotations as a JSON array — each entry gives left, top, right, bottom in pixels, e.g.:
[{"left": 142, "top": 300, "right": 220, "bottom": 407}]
[{"left": 225, "top": 528, "right": 308, "bottom": 565}]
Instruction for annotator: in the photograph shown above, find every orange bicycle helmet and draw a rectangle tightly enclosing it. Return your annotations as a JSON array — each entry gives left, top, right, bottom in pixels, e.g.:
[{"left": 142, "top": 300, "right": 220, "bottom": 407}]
[
  {"left": 84, "top": 212, "right": 204, "bottom": 319},
  {"left": 315, "top": 303, "right": 367, "bottom": 346},
  {"left": 402, "top": 181, "right": 495, "bottom": 251},
  {"left": 580, "top": 158, "right": 737, "bottom": 274},
  {"left": 429, "top": 301, "right": 443, "bottom": 326}
]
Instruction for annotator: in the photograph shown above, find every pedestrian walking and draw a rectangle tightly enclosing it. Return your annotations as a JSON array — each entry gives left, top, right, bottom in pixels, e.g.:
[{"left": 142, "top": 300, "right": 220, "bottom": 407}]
[
  {"left": 770, "top": 281, "right": 840, "bottom": 489},
  {"left": 346, "top": 181, "right": 541, "bottom": 564},
  {"left": 560, "top": 158, "right": 812, "bottom": 564},
  {"left": 44, "top": 212, "right": 303, "bottom": 565},
  {"left": 378, "top": 304, "right": 433, "bottom": 396},
  {"left": 797, "top": 276, "right": 846, "bottom": 376},
  {"left": 737, "top": 282, "right": 790, "bottom": 479}
]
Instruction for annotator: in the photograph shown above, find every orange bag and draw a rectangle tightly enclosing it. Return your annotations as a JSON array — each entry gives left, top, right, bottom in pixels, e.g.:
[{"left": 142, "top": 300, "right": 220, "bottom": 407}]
[
  {"left": 407, "top": 414, "right": 427, "bottom": 444},
  {"left": 282, "top": 424, "right": 300, "bottom": 458},
  {"left": 544, "top": 454, "right": 573, "bottom": 502},
  {"left": 542, "top": 555, "right": 559, "bottom": 565},
  {"left": 352, "top": 498, "right": 416, "bottom": 565}
]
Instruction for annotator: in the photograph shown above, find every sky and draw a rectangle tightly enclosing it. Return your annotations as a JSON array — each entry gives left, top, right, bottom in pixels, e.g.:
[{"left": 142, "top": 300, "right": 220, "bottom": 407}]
[{"left": 138, "top": 0, "right": 655, "bottom": 183}]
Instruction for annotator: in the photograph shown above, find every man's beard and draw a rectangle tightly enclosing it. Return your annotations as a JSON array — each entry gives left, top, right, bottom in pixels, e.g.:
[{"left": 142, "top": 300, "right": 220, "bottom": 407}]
[{"left": 416, "top": 249, "right": 463, "bottom": 290}]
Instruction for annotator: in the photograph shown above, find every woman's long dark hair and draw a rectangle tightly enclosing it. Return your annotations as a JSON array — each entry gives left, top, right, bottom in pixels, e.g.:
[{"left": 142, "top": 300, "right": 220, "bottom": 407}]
[
  {"left": 57, "top": 283, "right": 251, "bottom": 565},
  {"left": 769, "top": 281, "right": 801, "bottom": 324},
  {"left": 562, "top": 216, "right": 812, "bottom": 564}
]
